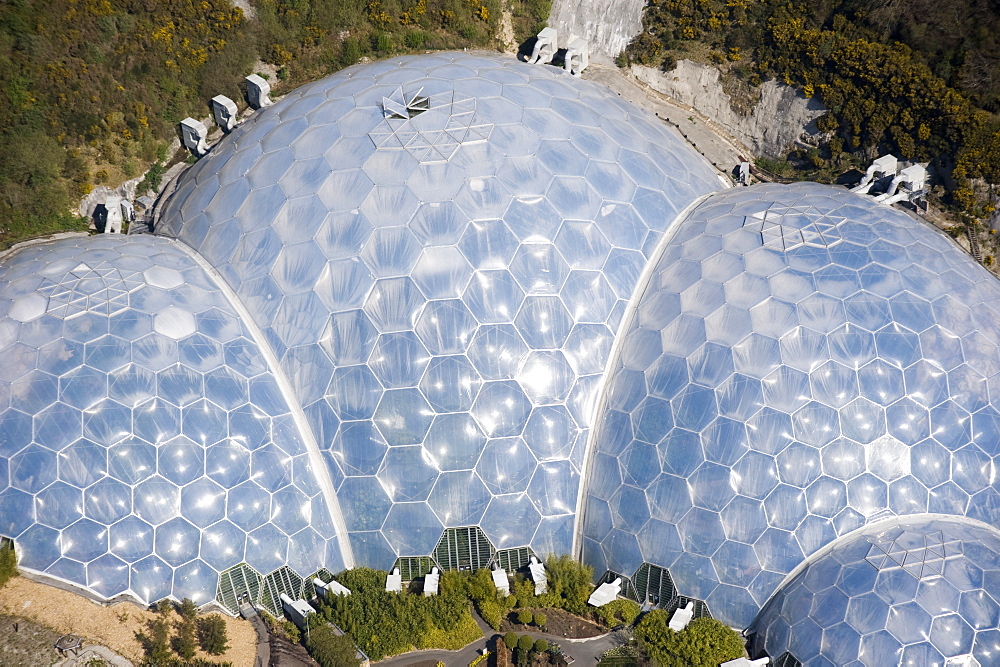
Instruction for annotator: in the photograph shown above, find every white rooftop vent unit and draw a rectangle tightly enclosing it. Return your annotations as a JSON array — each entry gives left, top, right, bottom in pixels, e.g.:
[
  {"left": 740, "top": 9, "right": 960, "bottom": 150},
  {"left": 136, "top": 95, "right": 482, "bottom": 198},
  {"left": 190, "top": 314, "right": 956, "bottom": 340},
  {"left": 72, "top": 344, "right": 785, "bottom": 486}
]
[
  {"left": 565, "top": 37, "right": 589, "bottom": 77},
  {"left": 424, "top": 566, "right": 440, "bottom": 597},
  {"left": 738, "top": 162, "right": 751, "bottom": 186},
  {"left": 103, "top": 194, "right": 124, "bottom": 234},
  {"left": 211, "top": 95, "right": 239, "bottom": 132},
  {"left": 875, "top": 163, "right": 928, "bottom": 205},
  {"left": 314, "top": 577, "right": 350, "bottom": 599},
  {"left": 528, "top": 556, "right": 547, "bottom": 595},
  {"left": 279, "top": 593, "right": 315, "bottom": 629},
  {"left": 179, "top": 118, "right": 208, "bottom": 156},
  {"left": 587, "top": 577, "right": 621, "bottom": 607},
  {"left": 529, "top": 27, "right": 558, "bottom": 65},
  {"left": 851, "top": 154, "right": 898, "bottom": 194},
  {"left": 668, "top": 600, "right": 695, "bottom": 631},
  {"left": 245, "top": 74, "right": 273, "bottom": 109},
  {"left": 386, "top": 567, "right": 402, "bottom": 593},
  {"left": 491, "top": 566, "right": 510, "bottom": 597}
]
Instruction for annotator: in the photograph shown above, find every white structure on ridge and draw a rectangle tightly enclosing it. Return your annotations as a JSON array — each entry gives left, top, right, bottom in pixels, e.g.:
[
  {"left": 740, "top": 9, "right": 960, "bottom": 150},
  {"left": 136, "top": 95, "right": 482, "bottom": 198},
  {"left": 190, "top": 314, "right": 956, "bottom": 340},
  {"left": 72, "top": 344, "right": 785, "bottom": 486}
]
[
  {"left": 528, "top": 556, "right": 547, "bottom": 595},
  {"left": 874, "top": 163, "right": 928, "bottom": 205},
  {"left": 529, "top": 27, "right": 558, "bottom": 64},
  {"left": 738, "top": 162, "right": 751, "bottom": 186},
  {"left": 211, "top": 95, "right": 239, "bottom": 132},
  {"left": 245, "top": 74, "right": 273, "bottom": 109},
  {"left": 386, "top": 567, "right": 402, "bottom": 593},
  {"left": 280, "top": 593, "right": 315, "bottom": 628},
  {"left": 103, "top": 194, "right": 124, "bottom": 234},
  {"left": 721, "top": 659, "right": 770, "bottom": 667},
  {"left": 587, "top": 577, "right": 621, "bottom": 607},
  {"left": 565, "top": 37, "right": 589, "bottom": 76},
  {"left": 668, "top": 600, "right": 695, "bottom": 632},
  {"left": 179, "top": 118, "right": 208, "bottom": 156},
  {"left": 424, "top": 566, "right": 440, "bottom": 597},
  {"left": 314, "top": 577, "right": 350, "bottom": 599},
  {"left": 851, "top": 154, "right": 898, "bottom": 194},
  {"left": 491, "top": 566, "right": 510, "bottom": 597}
]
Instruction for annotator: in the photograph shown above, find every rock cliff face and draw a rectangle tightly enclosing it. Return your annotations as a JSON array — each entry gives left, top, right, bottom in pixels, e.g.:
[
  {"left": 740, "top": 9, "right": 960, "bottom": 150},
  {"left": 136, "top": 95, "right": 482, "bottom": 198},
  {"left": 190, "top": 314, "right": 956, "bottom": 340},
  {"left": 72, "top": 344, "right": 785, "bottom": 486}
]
[
  {"left": 630, "top": 60, "right": 827, "bottom": 158},
  {"left": 547, "top": 0, "right": 645, "bottom": 60}
]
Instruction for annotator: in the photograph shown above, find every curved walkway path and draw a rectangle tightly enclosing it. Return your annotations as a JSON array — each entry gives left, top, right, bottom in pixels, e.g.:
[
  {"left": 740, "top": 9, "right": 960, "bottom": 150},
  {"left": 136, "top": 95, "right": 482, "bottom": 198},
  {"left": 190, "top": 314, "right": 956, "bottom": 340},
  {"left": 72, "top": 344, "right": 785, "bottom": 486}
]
[{"left": 376, "top": 610, "right": 614, "bottom": 666}]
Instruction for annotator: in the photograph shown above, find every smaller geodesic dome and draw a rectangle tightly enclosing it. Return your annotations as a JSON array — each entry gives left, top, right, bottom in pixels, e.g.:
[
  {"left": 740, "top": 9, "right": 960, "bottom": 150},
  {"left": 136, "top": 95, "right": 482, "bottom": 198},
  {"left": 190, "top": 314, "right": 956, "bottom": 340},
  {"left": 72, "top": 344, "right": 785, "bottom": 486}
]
[
  {"left": 580, "top": 181, "right": 1000, "bottom": 629},
  {"left": 0, "top": 235, "right": 346, "bottom": 604},
  {"left": 747, "top": 516, "right": 1000, "bottom": 666}
]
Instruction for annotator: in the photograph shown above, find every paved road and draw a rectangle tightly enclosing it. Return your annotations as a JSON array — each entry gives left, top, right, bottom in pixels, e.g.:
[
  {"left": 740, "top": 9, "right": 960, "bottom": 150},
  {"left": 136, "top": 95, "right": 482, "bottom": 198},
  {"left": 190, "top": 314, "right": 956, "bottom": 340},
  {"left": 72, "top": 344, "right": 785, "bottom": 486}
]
[
  {"left": 375, "top": 609, "right": 614, "bottom": 667},
  {"left": 583, "top": 63, "right": 745, "bottom": 183}
]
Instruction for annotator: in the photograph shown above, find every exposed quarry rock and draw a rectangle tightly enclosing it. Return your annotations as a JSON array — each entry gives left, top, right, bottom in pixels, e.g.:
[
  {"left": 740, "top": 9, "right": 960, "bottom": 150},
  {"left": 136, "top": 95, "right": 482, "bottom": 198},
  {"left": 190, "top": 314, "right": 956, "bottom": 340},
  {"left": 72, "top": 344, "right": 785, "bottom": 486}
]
[
  {"left": 631, "top": 60, "right": 827, "bottom": 158},
  {"left": 547, "top": 0, "right": 645, "bottom": 60}
]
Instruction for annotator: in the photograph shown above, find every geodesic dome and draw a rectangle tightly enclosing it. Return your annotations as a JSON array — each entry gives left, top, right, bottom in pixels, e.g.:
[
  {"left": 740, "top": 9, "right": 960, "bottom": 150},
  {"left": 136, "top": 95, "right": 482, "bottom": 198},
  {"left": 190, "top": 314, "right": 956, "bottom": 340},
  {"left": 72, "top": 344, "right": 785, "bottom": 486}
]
[
  {"left": 580, "top": 182, "right": 1000, "bottom": 629},
  {"left": 747, "top": 516, "right": 1000, "bottom": 666},
  {"left": 0, "top": 235, "right": 345, "bottom": 604},
  {"left": 155, "top": 52, "right": 721, "bottom": 567}
]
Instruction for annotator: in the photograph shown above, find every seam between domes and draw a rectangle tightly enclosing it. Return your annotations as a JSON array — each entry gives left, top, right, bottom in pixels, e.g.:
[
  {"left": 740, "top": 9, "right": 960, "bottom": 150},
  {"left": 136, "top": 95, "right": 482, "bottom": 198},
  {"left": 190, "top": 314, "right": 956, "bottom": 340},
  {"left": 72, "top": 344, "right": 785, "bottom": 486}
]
[
  {"left": 571, "top": 190, "right": 719, "bottom": 561},
  {"left": 162, "top": 236, "right": 356, "bottom": 569}
]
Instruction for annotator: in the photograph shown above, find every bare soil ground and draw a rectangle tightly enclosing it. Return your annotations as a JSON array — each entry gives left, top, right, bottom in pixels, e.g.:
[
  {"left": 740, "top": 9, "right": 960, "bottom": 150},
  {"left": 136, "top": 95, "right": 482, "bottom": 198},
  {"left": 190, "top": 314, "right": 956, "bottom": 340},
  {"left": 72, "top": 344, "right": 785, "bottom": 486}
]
[
  {"left": 0, "top": 577, "right": 257, "bottom": 665},
  {"left": 500, "top": 608, "right": 603, "bottom": 639},
  {"left": 0, "top": 613, "right": 62, "bottom": 666}
]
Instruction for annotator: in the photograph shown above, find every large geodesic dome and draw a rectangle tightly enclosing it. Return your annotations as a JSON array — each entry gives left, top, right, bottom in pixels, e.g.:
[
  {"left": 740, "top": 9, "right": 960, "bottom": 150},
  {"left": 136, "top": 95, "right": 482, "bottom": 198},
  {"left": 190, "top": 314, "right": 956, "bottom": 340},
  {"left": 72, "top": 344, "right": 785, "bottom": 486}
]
[
  {"left": 155, "top": 52, "right": 721, "bottom": 567},
  {"left": 581, "top": 182, "right": 1000, "bottom": 631},
  {"left": 0, "top": 235, "right": 345, "bottom": 605}
]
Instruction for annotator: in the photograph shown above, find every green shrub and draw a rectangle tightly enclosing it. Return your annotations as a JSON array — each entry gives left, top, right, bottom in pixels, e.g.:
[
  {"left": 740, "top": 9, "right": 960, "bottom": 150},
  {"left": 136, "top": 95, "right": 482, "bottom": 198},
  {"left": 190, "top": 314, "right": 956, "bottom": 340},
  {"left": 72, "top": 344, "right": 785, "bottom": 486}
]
[
  {"left": 0, "top": 541, "right": 17, "bottom": 588},
  {"left": 373, "top": 32, "right": 394, "bottom": 52},
  {"left": 306, "top": 625, "right": 361, "bottom": 667},
  {"left": 405, "top": 30, "right": 426, "bottom": 49},
  {"left": 534, "top": 638, "right": 549, "bottom": 652},
  {"left": 477, "top": 598, "right": 503, "bottom": 631},
  {"left": 543, "top": 555, "right": 594, "bottom": 615},
  {"left": 196, "top": 615, "right": 229, "bottom": 655},
  {"left": 596, "top": 598, "right": 640, "bottom": 627},
  {"left": 517, "top": 634, "right": 534, "bottom": 651},
  {"left": 533, "top": 612, "right": 546, "bottom": 628},
  {"left": 635, "top": 612, "right": 744, "bottom": 667},
  {"left": 516, "top": 609, "right": 532, "bottom": 625},
  {"left": 504, "top": 631, "right": 518, "bottom": 648}
]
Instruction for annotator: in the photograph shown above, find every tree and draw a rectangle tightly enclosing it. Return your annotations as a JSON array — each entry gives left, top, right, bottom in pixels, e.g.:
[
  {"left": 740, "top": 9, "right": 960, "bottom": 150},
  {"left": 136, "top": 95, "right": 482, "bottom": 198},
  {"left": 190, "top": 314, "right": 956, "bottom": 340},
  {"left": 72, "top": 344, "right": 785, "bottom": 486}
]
[
  {"left": 495, "top": 636, "right": 512, "bottom": 667},
  {"left": 533, "top": 612, "right": 546, "bottom": 629},
  {"left": 171, "top": 618, "right": 198, "bottom": 661},
  {"left": 196, "top": 614, "right": 230, "bottom": 655},
  {"left": 543, "top": 555, "right": 594, "bottom": 614},
  {"left": 517, "top": 634, "right": 534, "bottom": 651},
  {"left": 306, "top": 624, "right": 362, "bottom": 667},
  {"left": 534, "top": 638, "right": 549, "bottom": 653},
  {"left": 135, "top": 616, "right": 173, "bottom": 664},
  {"left": 517, "top": 609, "right": 533, "bottom": 625},
  {"left": 0, "top": 540, "right": 17, "bottom": 588},
  {"left": 504, "top": 631, "right": 518, "bottom": 648},
  {"left": 178, "top": 598, "right": 199, "bottom": 622}
]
